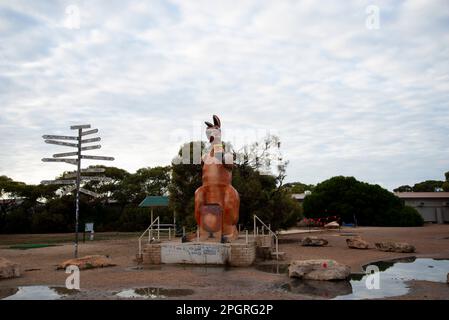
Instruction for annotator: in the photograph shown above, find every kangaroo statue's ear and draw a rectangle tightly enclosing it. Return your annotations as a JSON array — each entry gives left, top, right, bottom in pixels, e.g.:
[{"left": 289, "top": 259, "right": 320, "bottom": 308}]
[
  {"left": 205, "top": 121, "right": 214, "bottom": 128},
  {"left": 213, "top": 115, "right": 221, "bottom": 128}
]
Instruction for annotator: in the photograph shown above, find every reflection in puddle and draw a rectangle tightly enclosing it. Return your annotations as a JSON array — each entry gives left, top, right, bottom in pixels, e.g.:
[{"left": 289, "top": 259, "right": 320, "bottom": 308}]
[
  {"left": 0, "top": 286, "right": 79, "bottom": 300},
  {"left": 255, "top": 263, "right": 289, "bottom": 274},
  {"left": 281, "top": 279, "right": 352, "bottom": 299},
  {"left": 280, "top": 258, "right": 449, "bottom": 300},
  {"left": 116, "top": 287, "right": 194, "bottom": 299},
  {"left": 336, "top": 258, "right": 449, "bottom": 300}
]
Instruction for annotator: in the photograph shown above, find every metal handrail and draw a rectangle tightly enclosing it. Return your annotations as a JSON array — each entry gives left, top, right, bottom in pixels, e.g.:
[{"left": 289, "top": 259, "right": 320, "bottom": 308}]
[
  {"left": 138, "top": 216, "right": 160, "bottom": 256},
  {"left": 253, "top": 214, "right": 279, "bottom": 260},
  {"left": 138, "top": 217, "right": 179, "bottom": 257}
]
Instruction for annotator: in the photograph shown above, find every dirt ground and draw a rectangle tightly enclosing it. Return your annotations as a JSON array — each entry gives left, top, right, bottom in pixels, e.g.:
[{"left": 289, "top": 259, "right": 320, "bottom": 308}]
[{"left": 0, "top": 225, "right": 448, "bottom": 300}]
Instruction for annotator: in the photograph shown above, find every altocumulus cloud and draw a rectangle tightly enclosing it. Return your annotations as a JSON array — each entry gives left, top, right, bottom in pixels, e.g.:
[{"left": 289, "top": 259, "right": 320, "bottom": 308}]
[{"left": 0, "top": 0, "right": 448, "bottom": 190}]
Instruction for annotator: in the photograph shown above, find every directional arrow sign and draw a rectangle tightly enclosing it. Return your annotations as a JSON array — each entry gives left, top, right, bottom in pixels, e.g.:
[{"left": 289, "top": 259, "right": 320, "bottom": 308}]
[
  {"left": 80, "top": 176, "right": 112, "bottom": 182},
  {"left": 82, "top": 168, "right": 106, "bottom": 173},
  {"left": 53, "top": 151, "right": 79, "bottom": 158},
  {"left": 79, "top": 188, "right": 100, "bottom": 198},
  {"left": 43, "top": 135, "right": 78, "bottom": 141},
  {"left": 81, "top": 145, "right": 101, "bottom": 151},
  {"left": 81, "top": 129, "right": 98, "bottom": 136},
  {"left": 45, "top": 140, "right": 79, "bottom": 148},
  {"left": 71, "top": 124, "right": 91, "bottom": 130},
  {"left": 63, "top": 173, "right": 78, "bottom": 179},
  {"left": 41, "top": 179, "right": 77, "bottom": 185},
  {"left": 42, "top": 158, "right": 78, "bottom": 165},
  {"left": 81, "top": 155, "right": 114, "bottom": 161},
  {"left": 80, "top": 137, "right": 101, "bottom": 144}
]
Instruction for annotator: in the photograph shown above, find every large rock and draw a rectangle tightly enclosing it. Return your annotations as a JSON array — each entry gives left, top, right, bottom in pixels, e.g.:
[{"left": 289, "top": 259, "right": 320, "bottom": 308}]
[
  {"left": 288, "top": 259, "right": 351, "bottom": 280},
  {"left": 346, "top": 238, "right": 370, "bottom": 250},
  {"left": 375, "top": 241, "right": 415, "bottom": 253},
  {"left": 324, "top": 221, "right": 339, "bottom": 229},
  {"left": 301, "top": 236, "right": 328, "bottom": 247},
  {"left": 283, "top": 279, "right": 352, "bottom": 299},
  {"left": 0, "top": 258, "right": 21, "bottom": 279},
  {"left": 58, "top": 255, "right": 115, "bottom": 270}
]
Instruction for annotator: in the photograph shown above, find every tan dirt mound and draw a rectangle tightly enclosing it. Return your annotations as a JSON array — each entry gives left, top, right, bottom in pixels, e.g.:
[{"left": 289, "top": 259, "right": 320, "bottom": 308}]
[{"left": 57, "top": 255, "right": 115, "bottom": 270}]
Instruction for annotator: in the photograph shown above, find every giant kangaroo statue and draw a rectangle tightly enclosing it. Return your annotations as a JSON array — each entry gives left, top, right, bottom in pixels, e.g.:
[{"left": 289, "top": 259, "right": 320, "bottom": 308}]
[{"left": 194, "top": 115, "right": 240, "bottom": 241}]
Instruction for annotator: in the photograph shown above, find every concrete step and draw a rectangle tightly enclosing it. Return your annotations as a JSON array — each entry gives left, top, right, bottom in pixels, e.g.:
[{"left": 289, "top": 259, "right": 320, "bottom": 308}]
[{"left": 270, "top": 251, "right": 286, "bottom": 260}]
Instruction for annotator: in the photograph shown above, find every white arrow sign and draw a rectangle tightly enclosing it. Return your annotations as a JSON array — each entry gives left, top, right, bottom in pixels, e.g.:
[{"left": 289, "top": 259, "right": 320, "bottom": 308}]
[
  {"left": 80, "top": 137, "right": 101, "bottom": 144},
  {"left": 64, "top": 168, "right": 106, "bottom": 178},
  {"left": 79, "top": 188, "right": 100, "bottom": 198},
  {"left": 42, "top": 158, "right": 78, "bottom": 165},
  {"left": 82, "top": 168, "right": 106, "bottom": 173},
  {"left": 81, "top": 155, "right": 114, "bottom": 161},
  {"left": 53, "top": 151, "right": 79, "bottom": 158},
  {"left": 43, "top": 135, "right": 78, "bottom": 141},
  {"left": 81, "top": 145, "right": 101, "bottom": 151},
  {"left": 71, "top": 124, "right": 91, "bottom": 130},
  {"left": 45, "top": 140, "right": 79, "bottom": 148},
  {"left": 80, "top": 176, "right": 112, "bottom": 182},
  {"left": 81, "top": 129, "right": 98, "bottom": 136},
  {"left": 41, "top": 179, "right": 77, "bottom": 185}
]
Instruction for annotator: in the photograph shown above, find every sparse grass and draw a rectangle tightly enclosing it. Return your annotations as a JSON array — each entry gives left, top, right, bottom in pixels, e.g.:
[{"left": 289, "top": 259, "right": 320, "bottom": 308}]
[
  {"left": 8, "top": 243, "right": 60, "bottom": 250},
  {"left": 0, "top": 232, "right": 141, "bottom": 247}
]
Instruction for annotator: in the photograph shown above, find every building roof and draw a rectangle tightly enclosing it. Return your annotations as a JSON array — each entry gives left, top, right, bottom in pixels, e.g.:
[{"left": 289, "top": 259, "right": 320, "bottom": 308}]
[
  {"left": 395, "top": 192, "right": 449, "bottom": 199},
  {"left": 138, "top": 196, "right": 169, "bottom": 207}
]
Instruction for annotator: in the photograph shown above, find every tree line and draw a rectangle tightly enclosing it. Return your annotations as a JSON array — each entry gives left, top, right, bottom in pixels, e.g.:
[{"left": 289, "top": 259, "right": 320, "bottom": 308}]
[
  {"left": 394, "top": 171, "right": 449, "bottom": 192},
  {"left": 0, "top": 136, "right": 302, "bottom": 234}
]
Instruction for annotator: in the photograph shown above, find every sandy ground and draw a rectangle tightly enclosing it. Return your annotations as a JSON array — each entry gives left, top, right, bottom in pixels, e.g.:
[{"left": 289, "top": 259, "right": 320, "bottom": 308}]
[{"left": 0, "top": 225, "right": 448, "bottom": 300}]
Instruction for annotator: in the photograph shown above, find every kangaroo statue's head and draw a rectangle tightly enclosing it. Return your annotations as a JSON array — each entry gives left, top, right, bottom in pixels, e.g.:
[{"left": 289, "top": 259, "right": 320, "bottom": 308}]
[{"left": 205, "top": 115, "right": 221, "bottom": 145}]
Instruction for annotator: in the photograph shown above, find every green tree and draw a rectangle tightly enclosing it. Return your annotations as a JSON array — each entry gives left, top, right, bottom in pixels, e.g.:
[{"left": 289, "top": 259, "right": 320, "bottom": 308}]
[
  {"left": 412, "top": 180, "right": 444, "bottom": 192},
  {"left": 393, "top": 185, "right": 413, "bottom": 192},
  {"left": 283, "top": 182, "right": 315, "bottom": 194},
  {"left": 303, "top": 176, "right": 423, "bottom": 227},
  {"left": 169, "top": 137, "right": 301, "bottom": 231}
]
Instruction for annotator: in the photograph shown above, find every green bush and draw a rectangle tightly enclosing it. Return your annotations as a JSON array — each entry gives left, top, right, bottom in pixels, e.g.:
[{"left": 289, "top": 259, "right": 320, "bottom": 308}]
[{"left": 398, "top": 206, "right": 424, "bottom": 227}]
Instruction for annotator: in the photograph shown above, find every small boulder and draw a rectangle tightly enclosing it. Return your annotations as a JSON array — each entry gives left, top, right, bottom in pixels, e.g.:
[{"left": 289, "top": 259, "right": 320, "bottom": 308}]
[
  {"left": 301, "top": 236, "right": 328, "bottom": 247},
  {"left": 58, "top": 255, "right": 115, "bottom": 270},
  {"left": 288, "top": 259, "right": 350, "bottom": 280},
  {"left": 346, "top": 238, "right": 370, "bottom": 250},
  {"left": 324, "top": 221, "right": 339, "bottom": 229},
  {"left": 0, "top": 258, "right": 21, "bottom": 279},
  {"left": 375, "top": 241, "right": 415, "bottom": 253}
]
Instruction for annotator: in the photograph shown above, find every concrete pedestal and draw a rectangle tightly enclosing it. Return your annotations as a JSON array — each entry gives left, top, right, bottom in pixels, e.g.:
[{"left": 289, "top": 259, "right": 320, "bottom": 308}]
[{"left": 142, "top": 240, "right": 256, "bottom": 267}]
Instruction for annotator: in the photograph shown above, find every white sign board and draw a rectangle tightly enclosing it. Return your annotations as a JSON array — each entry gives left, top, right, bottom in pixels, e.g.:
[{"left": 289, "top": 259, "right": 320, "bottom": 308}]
[
  {"left": 85, "top": 223, "right": 94, "bottom": 232},
  {"left": 160, "top": 243, "right": 229, "bottom": 264}
]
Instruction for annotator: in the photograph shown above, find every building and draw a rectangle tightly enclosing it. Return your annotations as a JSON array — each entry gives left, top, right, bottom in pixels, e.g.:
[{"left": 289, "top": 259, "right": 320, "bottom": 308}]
[
  {"left": 291, "top": 190, "right": 312, "bottom": 205},
  {"left": 395, "top": 192, "right": 449, "bottom": 224}
]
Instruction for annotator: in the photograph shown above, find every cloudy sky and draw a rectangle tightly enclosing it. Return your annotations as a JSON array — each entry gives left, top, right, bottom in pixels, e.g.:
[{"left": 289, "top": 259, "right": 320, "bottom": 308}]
[{"left": 0, "top": 0, "right": 448, "bottom": 190}]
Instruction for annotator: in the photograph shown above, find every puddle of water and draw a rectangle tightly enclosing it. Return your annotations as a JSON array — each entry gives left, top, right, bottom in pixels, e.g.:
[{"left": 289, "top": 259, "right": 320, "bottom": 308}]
[
  {"left": 280, "top": 258, "right": 449, "bottom": 300},
  {"left": 334, "top": 258, "right": 449, "bottom": 300},
  {"left": 255, "top": 263, "right": 289, "bottom": 274},
  {"left": 116, "top": 287, "right": 194, "bottom": 299},
  {"left": 0, "top": 286, "right": 79, "bottom": 300}
]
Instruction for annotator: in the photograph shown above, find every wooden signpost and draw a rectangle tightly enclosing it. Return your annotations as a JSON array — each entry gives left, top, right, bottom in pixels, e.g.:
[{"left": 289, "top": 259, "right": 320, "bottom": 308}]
[{"left": 41, "top": 124, "right": 114, "bottom": 258}]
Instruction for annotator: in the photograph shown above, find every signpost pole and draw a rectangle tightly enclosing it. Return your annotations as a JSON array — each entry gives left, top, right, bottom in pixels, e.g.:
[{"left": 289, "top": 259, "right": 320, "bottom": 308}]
[
  {"left": 42, "top": 124, "right": 114, "bottom": 259},
  {"left": 74, "top": 128, "right": 82, "bottom": 258}
]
